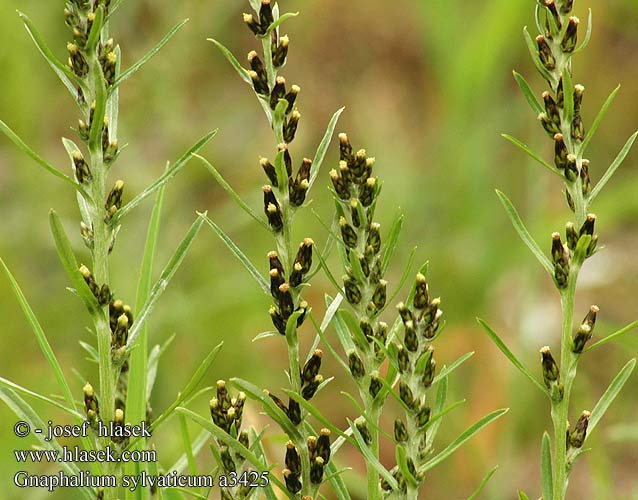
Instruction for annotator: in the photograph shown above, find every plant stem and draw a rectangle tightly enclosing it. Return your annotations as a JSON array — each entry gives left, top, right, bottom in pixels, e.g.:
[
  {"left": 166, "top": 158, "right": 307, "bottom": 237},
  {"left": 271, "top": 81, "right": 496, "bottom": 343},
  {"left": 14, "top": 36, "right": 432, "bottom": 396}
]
[{"left": 366, "top": 405, "right": 382, "bottom": 500}]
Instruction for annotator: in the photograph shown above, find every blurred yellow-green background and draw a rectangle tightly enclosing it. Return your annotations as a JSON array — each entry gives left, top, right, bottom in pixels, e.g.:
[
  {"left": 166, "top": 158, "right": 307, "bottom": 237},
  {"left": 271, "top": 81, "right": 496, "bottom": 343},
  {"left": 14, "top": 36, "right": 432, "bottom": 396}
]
[{"left": 1, "top": 0, "right": 637, "bottom": 498}]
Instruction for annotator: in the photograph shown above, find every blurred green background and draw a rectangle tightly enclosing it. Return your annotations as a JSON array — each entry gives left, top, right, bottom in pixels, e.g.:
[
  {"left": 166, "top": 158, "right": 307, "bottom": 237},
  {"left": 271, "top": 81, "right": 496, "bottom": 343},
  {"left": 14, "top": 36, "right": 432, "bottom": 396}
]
[{"left": 1, "top": 0, "right": 637, "bottom": 498}]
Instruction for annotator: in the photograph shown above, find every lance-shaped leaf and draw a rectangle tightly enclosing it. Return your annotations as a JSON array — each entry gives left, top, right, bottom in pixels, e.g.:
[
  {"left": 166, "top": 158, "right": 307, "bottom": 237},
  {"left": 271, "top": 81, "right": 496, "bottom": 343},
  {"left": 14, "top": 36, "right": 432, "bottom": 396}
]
[
  {"left": 588, "top": 358, "right": 636, "bottom": 438},
  {"left": 513, "top": 71, "right": 543, "bottom": 115},
  {"left": 573, "top": 9, "right": 593, "bottom": 54},
  {"left": 588, "top": 131, "right": 638, "bottom": 204},
  {"left": 308, "top": 107, "right": 346, "bottom": 190},
  {"left": 502, "top": 134, "right": 560, "bottom": 176},
  {"left": 113, "top": 19, "right": 190, "bottom": 90},
  {"left": 113, "top": 130, "right": 217, "bottom": 223},
  {"left": 584, "top": 320, "right": 638, "bottom": 353},
  {"left": 478, "top": 318, "right": 549, "bottom": 395},
  {"left": 419, "top": 408, "right": 508, "bottom": 473},
  {"left": 382, "top": 213, "right": 404, "bottom": 274},
  {"left": 495, "top": 190, "right": 554, "bottom": 276},
  {"left": 198, "top": 212, "right": 269, "bottom": 294},
  {"left": 49, "top": 210, "right": 99, "bottom": 315},
  {"left": 541, "top": 431, "right": 553, "bottom": 500},
  {"left": 580, "top": 85, "right": 621, "bottom": 155},
  {"left": 349, "top": 419, "right": 398, "bottom": 491},
  {"left": 127, "top": 216, "right": 204, "bottom": 348},
  {"left": 467, "top": 466, "right": 499, "bottom": 500},
  {"left": 208, "top": 38, "right": 251, "bottom": 84},
  {"left": 18, "top": 12, "right": 83, "bottom": 99}
]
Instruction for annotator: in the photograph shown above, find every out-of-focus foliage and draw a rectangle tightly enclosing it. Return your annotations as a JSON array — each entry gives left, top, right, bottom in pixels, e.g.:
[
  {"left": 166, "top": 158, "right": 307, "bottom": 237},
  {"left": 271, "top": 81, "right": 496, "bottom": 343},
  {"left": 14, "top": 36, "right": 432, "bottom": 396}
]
[{"left": 1, "top": 0, "right": 637, "bottom": 498}]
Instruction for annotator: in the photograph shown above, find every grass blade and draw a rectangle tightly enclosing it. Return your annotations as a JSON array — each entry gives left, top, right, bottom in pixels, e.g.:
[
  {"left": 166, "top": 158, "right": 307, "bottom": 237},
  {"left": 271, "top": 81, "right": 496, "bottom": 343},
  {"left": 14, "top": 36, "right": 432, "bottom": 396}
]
[
  {"left": 588, "top": 358, "right": 636, "bottom": 438},
  {"left": 467, "top": 465, "right": 498, "bottom": 500},
  {"left": 308, "top": 107, "right": 346, "bottom": 190},
  {"left": 419, "top": 409, "right": 508, "bottom": 473},
  {"left": 478, "top": 318, "right": 549, "bottom": 395},
  {"left": 127, "top": 215, "right": 204, "bottom": 348},
  {"left": 198, "top": 212, "right": 269, "bottom": 294},
  {"left": 495, "top": 190, "right": 554, "bottom": 276},
  {"left": 0, "top": 119, "right": 79, "bottom": 189},
  {"left": 584, "top": 320, "right": 638, "bottom": 353},
  {"left": 18, "top": 12, "right": 81, "bottom": 99},
  {"left": 49, "top": 210, "right": 99, "bottom": 315},
  {"left": 113, "top": 19, "right": 189, "bottom": 90},
  {"left": 541, "top": 431, "right": 553, "bottom": 500},
  {"left": 193, "top": 153, "right": 269, "bottom": 229},
  {"left": 513, "top": 71, "right": 543, "bottom": 115},
  {"left": 502, "top": 134, "right": 560, "bottom": 176},
  {"left": 0, "top": 258, "right": 77, "bottom": 411},
  {"left": 114, "top": 130, "right": 217, "bottom": 222},
  {"left": 580, "top": 85, "right": 621, "bottom": 155},
  {"left": 588, "top": 131, "right": 638, "bottom": 204},
  {"left": 518, "top": 491, "right": 530, "bottom": 500},
  {"left": 382, "top": 213, "right": 404, "bottom": 274},
  {"left": 208, "top": 38, "right": 252, "bottom": 84}
]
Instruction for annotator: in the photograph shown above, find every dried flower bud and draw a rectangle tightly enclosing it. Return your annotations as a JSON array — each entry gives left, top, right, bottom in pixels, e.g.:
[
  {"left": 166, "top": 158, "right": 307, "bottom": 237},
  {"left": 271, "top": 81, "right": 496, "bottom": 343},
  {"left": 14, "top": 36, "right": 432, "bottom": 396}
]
[
  {"left": 270, "top": 76, "right": 287, "bottom": 110},
  {"left": 249, "top": 70, "right": 269, "bottom": 95},
  {"left": 553, "top": 133, "right": 568, "bottom": 170},
  {"left": 272, "top": 34, "right": 289, "bottom": 67},
  {"left": 316, "top": 428, "right": 331, "bottom": 463},
  {"left": 260, "top": 157, "right": 278, "bottom": 187},
  {"left": 242, "top": 13, "right": 263, "bottom": 36},
  {"left": 579, "top": 213, "right": 596, "bottom": 237},
  {"left": 572, "top": 305, "right": 599, "bottom": 353},
  {"left": 394, "top": 418, "right": 408, "bottom": 443},
  {"left": 536, "top": 35, "right": 556, "bottom": 70},
  {"left": 569, "top": 410, "right": 590, "bottom": 448},
  {"left": 105, "top": 180, "right": 124, "bottom": 212},
  {"left": 284, "top": 110, "right": 301, "bottom": 143},
  {"left": 283, "top": 468, "right": 302, "bottom": 494},
  {"left": 263, "top": 186, "right": 283, "bottom": 232},
  {"left": 339, "top": 217, "right": 358, "bottom": 248},
  {"left": 580, "top": 159, "right": 591, "bottom": 196},
  {"left": 369, "top": 374, "right": 382, "bottom": 399},
  {"left": 72, "top": 150, "right": 92, "bottom": 183},
  {"left": 285, "top": 84, "right": 300, "bottom": 113},
  {"left": 310, "top": 456, "right": 325, "bottom": 485},
  {"left": 367, "top": 222, "right": 381, "bottom": 254},
  {"left": 259, "top": 0, "right": 274, "bottom": 28},
  {"left": 338, "top": 133, "right": 353, "bottom": 163},
  {"left": 561, "top": 16, "right": 579, "bottom": 53},
  {"left": 542, "top": 91, "right": 561, "bottom": 128},
  {"left": 564, "top": 154, "right": 578, "bottom": 182},
  {"left": 285, "top": 441, "right": 301, "bottom": 475},
  {"left": 399, "top": 381, "right": 416, "bottom": 410},
  {"left": 301, "top": 349, "right": 323, "bottom": 382}
]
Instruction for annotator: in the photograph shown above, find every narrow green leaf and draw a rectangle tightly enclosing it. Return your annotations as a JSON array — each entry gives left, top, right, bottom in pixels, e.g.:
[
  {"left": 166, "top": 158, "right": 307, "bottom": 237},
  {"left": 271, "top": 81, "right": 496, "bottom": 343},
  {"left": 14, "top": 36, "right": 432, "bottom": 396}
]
[
  {"left": 541, "top": 431, "right": 553, "bottom": 500},
  {"left": 420, "top": 409, "right": 508, "bottom": 473},
  {"left": 113, "top": 19, "right": 189, "bottom": 90},
  {"left": 347, "top": 248, "right": 367, "bottom": 283},
  {"left": 0, "top": 258, "right": 77, "bottom": 411},
  {"left": 349, "top": 419, "right": 398, "bottom": 491},
  {"left": 513, "top": 71, "right": 543, "bottom": 115},
  {"left": 79, "top": 340, "right": 99, "bottom": 363},
  {"left": 588, "top": 358, "right": 636, "bottom": 438},
  {"left": 523, "top": 27, "right": 554, "bottom": 83},
  {"left": 309, "top": 312, "right": 349, "bottom": 374},
  {"left": 584, "top": 320, "right": 638, "bottom": 353},
  {"left": 165, "top": 489, "right": 208, "bottom": 500},
  {"left": 0, "top": 377, "right": 81, "bottom": 419},
  {"left": 207, "top": 38, "right": 251, "bottom": 84},
  {"left": 198, "top": 212, "right": 269, "bottom": 294},
  {"left": 395, "top": 444, "right": 418, "bottom": 488},
  {"left": 324, "top": 462, "right": 352, "bottom": 500},
  {"left": 562, "top": 67, "right": 574, "bottom": 125},
  {"left": 114, "top": 130, "right": 217, "bottom": 222},
  {"left": 167, "top": 427, "right": 209, "bottom": 473},
  {"left": 580, "top": 85, "right": 621, "bottom": 155},
  {"left": 495, "top": 190, "right": 554, "bottom": 276},
  {"left": 467, "top": 466, "right": 498, "bottom": 500},
  {"left": 0, "top": 119, "right": 79, "bottom": 189},
  {"left": 574, "top": 9, "right": 593, "bottom": 54},
  {"left": 88, "top": 59, "right": 107, "bottom": 152},
  {"left": 284, "top": 390, "right": 354, "bottom": 444},
  {"left": 386, "top": 246, "right": 417, "bottom": 309},
  {"left": 179, "top": 414, "right": 198, "bottom": 476},
  {"left": 588, "top": 131, "right": 638, "bottom": 204},
  {"left": 502, "top": 134, "right": 560, "bottom": 176},
  {"left": 382, "top": 213, "right": 404, "bottom": 274},
  {"left": 177, "top": 408, "right": 293, "bottom": 499},
  {"left": 518, "top": 491, "right": 530, "bottom": 500},
  {"left": 426, "top": 374, "right": 448, "bottom": 448},
  {"left": 231, "top": 378, "right": 299, "bottom": 438},
  {"left": 314, "top": 243, "right": 343, "bottom": 293},
  {"left": 478, "top": 318, "right": 549, "bottom": 395},
  {"left": 434, "top": 352, "right": 475, "bottom": 384},
  {"left": 193, "top": 153, "right": 269, "bottom": 229},
  {"left": 18, "top": 12, "right": 82, "bottom": 98},
  {"left": 265, "top": 12, "right": 299, "bottom": 35},
  {"left": 85, "top": 5, "right": 103, "bottom": 51},
  {"left": 147, "top": 334, "right": 175, "bottom": 400},
  {"left": 308, "top": 107, "right": 345, "bottom": 190},
  {"left": 127, "top": 216, "right": 204, "bottom": 348},
  {"left": 49, "top": 210, "right": 99, "bottom": 315}
]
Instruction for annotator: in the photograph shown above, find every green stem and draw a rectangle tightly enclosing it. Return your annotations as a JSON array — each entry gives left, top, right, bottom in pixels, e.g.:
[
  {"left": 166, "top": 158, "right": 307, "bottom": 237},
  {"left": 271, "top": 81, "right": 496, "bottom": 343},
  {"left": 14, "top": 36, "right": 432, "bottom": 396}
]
[
  {"left": 86, "top": 48, "right": 118, "bottom": 500},
  {"left": 366, "top": 405, "right": 382, "bottom": 500}
]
